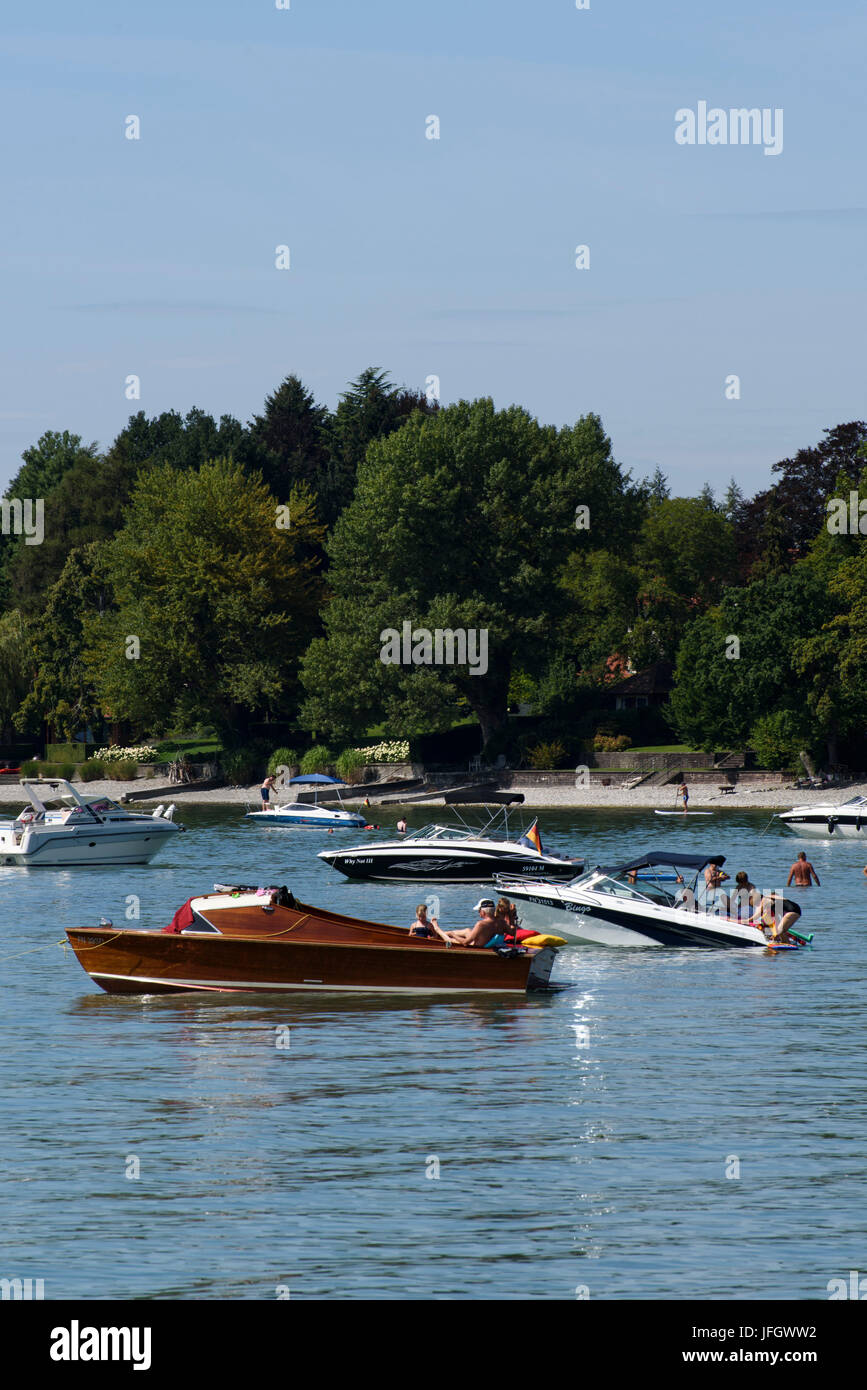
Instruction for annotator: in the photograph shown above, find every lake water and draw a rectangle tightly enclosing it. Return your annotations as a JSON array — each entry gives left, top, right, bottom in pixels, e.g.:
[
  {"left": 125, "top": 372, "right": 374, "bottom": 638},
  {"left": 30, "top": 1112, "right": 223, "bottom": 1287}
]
[{"left": 1, "top": 802, "right": 864, "bottom": 1301}]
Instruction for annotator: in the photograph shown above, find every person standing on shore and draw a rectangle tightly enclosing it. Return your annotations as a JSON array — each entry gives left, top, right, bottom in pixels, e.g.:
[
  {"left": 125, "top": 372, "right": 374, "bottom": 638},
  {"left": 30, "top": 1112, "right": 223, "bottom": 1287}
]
[{"left": 787, "top": 851, "right": 820, "bottom": 887}]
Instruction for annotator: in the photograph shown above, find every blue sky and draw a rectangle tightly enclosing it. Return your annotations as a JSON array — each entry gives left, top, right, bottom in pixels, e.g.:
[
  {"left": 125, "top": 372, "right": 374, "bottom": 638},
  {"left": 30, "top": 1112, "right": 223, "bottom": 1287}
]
[{"left": 1, "top": 1, "right": 865, "bottom": 496}]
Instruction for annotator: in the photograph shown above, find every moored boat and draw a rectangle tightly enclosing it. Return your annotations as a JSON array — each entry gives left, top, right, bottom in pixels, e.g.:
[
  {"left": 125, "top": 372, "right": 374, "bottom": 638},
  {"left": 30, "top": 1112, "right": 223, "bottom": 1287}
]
[
  {"left": 318, "top": 809, "right": 582, "bottom": 882},
  {"left": 0, "top": 779, "right": 181, "bottom": 867},
  {"left": 777, "top": 795, "right": 867, "bottom": 838},
  {"left": 65, "top": 886, "right": 560, "bottom": 995},
  {"left": 245, "top": 773, "right": 368, "bottom": 829},
  {"left": 495, "top": 852, "right": 813, "bottom": 950}
]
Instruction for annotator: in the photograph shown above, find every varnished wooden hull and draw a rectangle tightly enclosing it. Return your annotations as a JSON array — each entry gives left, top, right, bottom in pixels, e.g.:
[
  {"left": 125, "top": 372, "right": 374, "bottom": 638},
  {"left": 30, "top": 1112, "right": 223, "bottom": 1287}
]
[{"left": 66, "top": 914, "right": 556, "bottom": 996}]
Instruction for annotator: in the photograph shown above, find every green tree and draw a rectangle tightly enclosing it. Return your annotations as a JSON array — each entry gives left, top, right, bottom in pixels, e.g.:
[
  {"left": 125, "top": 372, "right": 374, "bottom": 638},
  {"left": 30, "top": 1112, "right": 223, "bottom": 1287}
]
[
  {"left": 0, "top": 609, "right": 34, "bottom": 737},
  {"left": 300, "top": 399, "right": 630, "bottom": 745},
  {"left": 667, "top": 567, "right": 832, "bottom": 755},
  {"left": 83, "top": 461, "right": 325, "bottom": 738},
  {"left": 14, "top": 546, "right": 109, "bottom": 740},
  {"left": 243, "top": 375, "right": 332, "bottom": 513},
  {"left": 629, "top": 496, "right": 739, "bottom": 662}
]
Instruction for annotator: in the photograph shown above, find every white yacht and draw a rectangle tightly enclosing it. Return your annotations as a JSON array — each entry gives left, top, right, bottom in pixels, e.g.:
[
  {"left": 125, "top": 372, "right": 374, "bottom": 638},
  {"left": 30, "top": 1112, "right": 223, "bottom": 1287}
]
[
  {"left": 495, "top": 852, "right": 812, "bottom": 949},
  {"left": 0, "top": 780, "right": 182, "bottom": 866},
  {"left": 777, "top": 795, "right": 867, "bottom": 838}
]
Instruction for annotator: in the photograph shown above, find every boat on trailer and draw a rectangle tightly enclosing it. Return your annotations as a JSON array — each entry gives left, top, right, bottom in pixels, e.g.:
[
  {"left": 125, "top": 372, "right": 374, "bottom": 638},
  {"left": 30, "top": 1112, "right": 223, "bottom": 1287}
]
[
  {"left": 65, "top": 886, "right": 560, "bottom": 995},
  {"left": 495, "top": 851, "right": 813, "bottom": 950},
  {"left": 318, "top": 807, "right": 582, "bottom": 882},
  {"left": 0, "top": 779, "right": 181, "bottom": 867}
]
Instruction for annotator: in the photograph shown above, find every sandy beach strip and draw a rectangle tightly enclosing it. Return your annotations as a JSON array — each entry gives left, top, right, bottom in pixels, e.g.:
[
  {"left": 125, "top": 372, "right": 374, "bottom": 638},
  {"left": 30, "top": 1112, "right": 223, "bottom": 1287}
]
[{"left": 2, "top": 777, "right": 861, "bottom": 814}]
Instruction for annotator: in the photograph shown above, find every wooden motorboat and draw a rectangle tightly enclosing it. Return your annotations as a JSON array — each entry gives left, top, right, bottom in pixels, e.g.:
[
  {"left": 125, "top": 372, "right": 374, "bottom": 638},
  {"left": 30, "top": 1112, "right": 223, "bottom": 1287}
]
[{"left": 66, "top": 886, "right": 559, "bottom": 996}]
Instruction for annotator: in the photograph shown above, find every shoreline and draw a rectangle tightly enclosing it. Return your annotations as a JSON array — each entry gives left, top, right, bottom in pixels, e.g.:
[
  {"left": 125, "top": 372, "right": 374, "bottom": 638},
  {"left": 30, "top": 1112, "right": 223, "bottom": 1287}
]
[{"left": 3, "top": 778, "right": 863, "bottom": 813}]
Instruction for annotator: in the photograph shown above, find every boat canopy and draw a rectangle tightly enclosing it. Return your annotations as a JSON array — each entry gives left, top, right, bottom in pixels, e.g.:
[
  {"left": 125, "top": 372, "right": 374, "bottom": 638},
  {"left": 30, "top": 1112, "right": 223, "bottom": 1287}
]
[
  {"left": 288, "top": 774, "right": 347, "bottom": 785},
  {"left": 606, "top": 851, "right": 726, "bottom": 874}
]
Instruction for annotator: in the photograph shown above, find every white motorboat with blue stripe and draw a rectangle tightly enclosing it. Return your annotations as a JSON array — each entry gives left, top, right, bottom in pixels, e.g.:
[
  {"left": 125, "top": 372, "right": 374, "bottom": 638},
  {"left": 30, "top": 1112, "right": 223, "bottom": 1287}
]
[
  {"left": 495, "top": 852, "right": 789, "bottom": 948},
  {"left": 245, "top": 773, "right": 368, "bottom": 829}
]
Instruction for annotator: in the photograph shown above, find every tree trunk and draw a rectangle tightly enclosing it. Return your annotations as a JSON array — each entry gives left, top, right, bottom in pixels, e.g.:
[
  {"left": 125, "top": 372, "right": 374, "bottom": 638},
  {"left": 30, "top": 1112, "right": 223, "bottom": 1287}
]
[{"left": 463, "top": 667, "right": 511, "bottom": 751}]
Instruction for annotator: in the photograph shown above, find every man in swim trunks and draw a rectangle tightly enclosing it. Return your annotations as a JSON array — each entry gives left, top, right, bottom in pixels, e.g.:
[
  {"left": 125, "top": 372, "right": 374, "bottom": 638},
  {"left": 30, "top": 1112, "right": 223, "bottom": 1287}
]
[
  {"left": 443, "top": 900, "right": 499, "bottom": 948},
  {"left": 679, "top": 781, "right": 689, "bottom": 811},
  {"left": 260, "top": 775, "right": 276, "bottom": 811},
  {"left": 787, "top": 851, "right": 820, "bottom": 887}
]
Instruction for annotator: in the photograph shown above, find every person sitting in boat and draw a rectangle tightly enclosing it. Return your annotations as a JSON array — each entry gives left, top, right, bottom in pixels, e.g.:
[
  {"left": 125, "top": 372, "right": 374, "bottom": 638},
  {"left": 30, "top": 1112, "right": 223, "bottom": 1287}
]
[
  {"left": 730, "top": 871, "right": 762, "bottom": 922},
  {"left": 750, "top": 892, "right": 802, "bottom": 942},
  {"left": 495, "top": 896, "right": 519, "bottom": 942},
  {"left": 443, "top": 900, "right": 499, "bottom": 948},
  {"left": 408, "top": 903, "right": 449, "bottom": 942}
]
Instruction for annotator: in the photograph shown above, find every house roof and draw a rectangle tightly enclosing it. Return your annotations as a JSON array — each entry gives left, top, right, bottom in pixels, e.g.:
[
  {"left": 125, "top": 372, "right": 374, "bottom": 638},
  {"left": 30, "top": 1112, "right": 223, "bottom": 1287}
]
[{"left": 606, "top": 660, "right": 674, "bottom": 696}]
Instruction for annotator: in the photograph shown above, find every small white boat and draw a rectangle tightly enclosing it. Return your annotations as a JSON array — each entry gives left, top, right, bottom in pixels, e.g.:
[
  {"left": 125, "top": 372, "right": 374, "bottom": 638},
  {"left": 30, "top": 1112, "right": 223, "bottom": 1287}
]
[
  {"left": 245, "top": 773, "right": 368, "bottom": 829},
  {"left": 0, "top": 780, "right": 181, "bottom": 867},
  {"left": 777, "top": 795, "right": 867, "bottom": 838},
  {"left": 246, "top": 801, "right": 368, "bottom": 829}
]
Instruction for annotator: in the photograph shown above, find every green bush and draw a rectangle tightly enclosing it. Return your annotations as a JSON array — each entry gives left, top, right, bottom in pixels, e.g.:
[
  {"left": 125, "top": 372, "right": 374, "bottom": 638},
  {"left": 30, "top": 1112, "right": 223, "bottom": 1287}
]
[
  {"left": 37, "top": 762, "right": 60, "bottom": 777},
  {"left": 56, "top": 763, "right": 77, "bottom": 780},
  {"left": 107, "top": 759, "right": 138, "bottom": 781},
  {"left": 300, "top": 745, "right": 334, "bottom": 775},
  {"left": 21, "top": 760, "right": 39, "bottom": 777},
  {"left": 79, "top": 760, "right": 106, "bottom": 782},
  {"left": 593, "top": 734, "right": 632, "bottom": 752},
  {"left": 221, "top": 748, "right": 264, "bottom": 786},
  {"left": 268, "top": 747, "right": 299, "bottom": 776},
  {"left": 749, "top": 710, "right": 809, "bottom": 772},
  {"left": 335, "top": 748, "right": 367, "bottom": 783},
  {"left": 526, "top": 740, "right": 567, "bottom": 769}
]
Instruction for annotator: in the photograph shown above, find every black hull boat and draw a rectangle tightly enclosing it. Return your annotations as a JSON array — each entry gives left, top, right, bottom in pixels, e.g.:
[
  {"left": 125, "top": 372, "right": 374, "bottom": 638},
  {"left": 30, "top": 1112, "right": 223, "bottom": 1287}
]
[{"left": 318, "top": 811, "right": 582, "bottom": 883}]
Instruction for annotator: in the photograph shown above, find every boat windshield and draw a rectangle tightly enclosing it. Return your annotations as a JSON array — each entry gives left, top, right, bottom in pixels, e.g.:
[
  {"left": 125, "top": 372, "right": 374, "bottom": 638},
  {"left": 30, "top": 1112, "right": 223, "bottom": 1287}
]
[{"left": 841, "top": 796, "right": 867, "bottom": 807}]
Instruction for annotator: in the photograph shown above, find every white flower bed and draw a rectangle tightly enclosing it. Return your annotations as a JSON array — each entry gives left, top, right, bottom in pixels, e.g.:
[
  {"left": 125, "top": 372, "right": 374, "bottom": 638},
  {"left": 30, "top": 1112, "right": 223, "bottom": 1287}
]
[
  {"left": 353, "top": 740, "right": 410, "bottom": 764},
  {"left": 94, "top": 745, "right": 161, "bottom": 763}
]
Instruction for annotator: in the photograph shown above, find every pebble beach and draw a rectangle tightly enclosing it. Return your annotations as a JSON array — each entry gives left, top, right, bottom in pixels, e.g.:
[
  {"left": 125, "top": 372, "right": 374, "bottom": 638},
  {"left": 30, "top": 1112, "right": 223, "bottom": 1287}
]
[{"left": 9, "top": 776, "right": 862, "bottom": 814}]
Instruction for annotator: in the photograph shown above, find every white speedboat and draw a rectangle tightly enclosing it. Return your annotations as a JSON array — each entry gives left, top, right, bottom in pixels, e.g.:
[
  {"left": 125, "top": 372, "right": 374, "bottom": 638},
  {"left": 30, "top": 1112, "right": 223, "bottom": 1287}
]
[
  {"left": 318, "top": 811, "right": 582, "bottom": 882},
  {"left": 0, "top": 780, "right": 182, "bottom": 867},
  {"left": 245, "top": 801, "right": 368, "bottom": 829},
  {"left": 495, "top": 851, "right": 811, "bottom": 949},
  {"left": 245, "top": 772, "right": 368, "bottom": 829},
  {"left": 777, "top": 795, "right": 867, "bottom": 838}
]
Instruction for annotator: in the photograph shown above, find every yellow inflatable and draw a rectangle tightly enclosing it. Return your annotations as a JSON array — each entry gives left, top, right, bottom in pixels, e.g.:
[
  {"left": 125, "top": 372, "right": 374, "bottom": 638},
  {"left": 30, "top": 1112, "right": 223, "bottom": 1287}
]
[{"left": 520, "top": 934, "right": 567, "bottom": 948}]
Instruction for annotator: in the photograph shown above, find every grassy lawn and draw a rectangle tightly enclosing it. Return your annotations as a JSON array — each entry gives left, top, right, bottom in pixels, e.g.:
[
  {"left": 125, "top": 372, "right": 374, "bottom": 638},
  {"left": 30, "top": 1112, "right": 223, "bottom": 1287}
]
[
  {"left": 155, "top": 737, "right": 223, "bottom": 762},
  {"left": 625, "top": 744, "right": 700, "bottom": 754}
]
